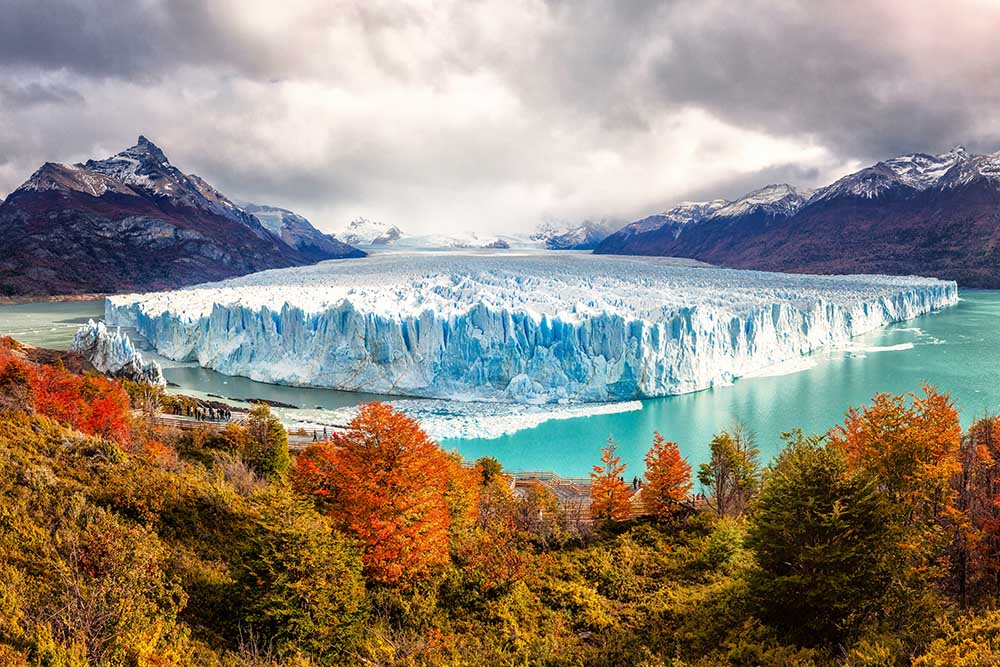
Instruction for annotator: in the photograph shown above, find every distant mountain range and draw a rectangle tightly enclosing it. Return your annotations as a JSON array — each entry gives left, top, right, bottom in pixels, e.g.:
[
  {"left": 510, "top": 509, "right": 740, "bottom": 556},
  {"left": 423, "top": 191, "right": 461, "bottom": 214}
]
[
  {"left": 337, "top": 217, "right": 528, "bottom": 250},
  {"left": 596, "top": 146, "right": 1000, "bottom": 287},
  {"left": 530, "top": 219, "right": 621, "bottom": 250},
  {"left": 339, "top": 218, "right": 405, "bottom": 246},
  {"left": 8, "top": 136, "right": 997, "bottom": 297},
  {"left": 0, "top": 136, "right": 364, "bottom": 297}
]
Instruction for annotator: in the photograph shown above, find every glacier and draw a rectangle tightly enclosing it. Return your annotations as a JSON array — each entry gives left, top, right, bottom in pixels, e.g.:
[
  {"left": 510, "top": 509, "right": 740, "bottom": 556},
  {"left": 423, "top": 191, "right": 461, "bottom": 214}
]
[
  {"left": 104, "top": 252, "right": 958, "bottom": 404},
  {"left": 70, "top": 319, "right": 165, "bottom": 386}
]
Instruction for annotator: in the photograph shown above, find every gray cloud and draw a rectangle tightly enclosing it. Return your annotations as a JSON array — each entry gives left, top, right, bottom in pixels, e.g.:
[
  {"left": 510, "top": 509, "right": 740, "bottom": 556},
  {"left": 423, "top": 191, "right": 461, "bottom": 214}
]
[
  {"left": 1, "top": 0, "right": 999, "bottom": 232},
  {"left": 0, "top": 80, "right": 83, "bottom": 107},
  {"left": 643, "top": 1, "right": 1000, "bottom": 162}
]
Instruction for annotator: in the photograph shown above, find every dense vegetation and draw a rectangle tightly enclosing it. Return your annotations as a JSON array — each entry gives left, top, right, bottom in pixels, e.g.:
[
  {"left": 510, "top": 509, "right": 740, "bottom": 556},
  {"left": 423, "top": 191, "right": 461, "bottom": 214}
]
[{"left": 3, "top": 336, "right": 1000, "bottom": 665}]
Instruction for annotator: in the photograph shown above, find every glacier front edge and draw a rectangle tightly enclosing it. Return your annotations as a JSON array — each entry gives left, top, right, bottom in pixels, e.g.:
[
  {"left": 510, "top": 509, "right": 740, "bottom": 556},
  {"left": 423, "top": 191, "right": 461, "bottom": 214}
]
[{"left": 104, "top": 253, "right": 958, "bottom": 404}]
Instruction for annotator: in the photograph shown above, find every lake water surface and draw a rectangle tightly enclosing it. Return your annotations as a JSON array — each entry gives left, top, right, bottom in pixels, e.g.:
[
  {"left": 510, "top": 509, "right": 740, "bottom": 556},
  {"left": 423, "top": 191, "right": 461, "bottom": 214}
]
[{"left": 3, "top": 292, "right": 999, "bottom": 477}]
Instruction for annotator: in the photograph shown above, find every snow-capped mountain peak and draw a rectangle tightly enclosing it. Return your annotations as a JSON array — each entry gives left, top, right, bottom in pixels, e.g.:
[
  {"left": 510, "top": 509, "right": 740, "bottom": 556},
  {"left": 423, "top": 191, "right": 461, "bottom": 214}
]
[
  {"left": 237, "top": 200, "right": 363, "bottom": 261},
  {"left": 809, "top": 162, "right": 916, "bottom": 203},
  {"left": 85, "top": 137, "right": 197, "bottom": 201},
  {"left": 711, "top": 184, "right": 812, "bottom": 219},
  {"left": 660, "top": 199, "right": 730, "bottom": 225},
  {"left": 937, "top": 151, "right": 1000, "bottom": 189},
  {"left": 132, "top": 134, "right": 170, "bottom": 163},
  {"left": 83, "top": 137, "right": 274, "bottom": 237},
  {"left": 339, "top": 217, "right": 404, "bottom": 245},
  {"left": 12, "top": 162, "right": 139, "bottom": 198},
  {"left": 882, "top": 146, "right": 971, "bottom": 190},
  {"left": 531, "top": 218, "right": 621, "bottom": 249},
  {"left": 811, "top": 146, "right": 973, "bottom": 204}
]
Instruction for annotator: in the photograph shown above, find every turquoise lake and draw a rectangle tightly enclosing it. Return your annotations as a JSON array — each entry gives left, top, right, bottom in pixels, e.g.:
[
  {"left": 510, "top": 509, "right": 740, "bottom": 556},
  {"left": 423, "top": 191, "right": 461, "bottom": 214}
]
[{"left": 3, "top": 292, "right": 1000, "bottom": 477}]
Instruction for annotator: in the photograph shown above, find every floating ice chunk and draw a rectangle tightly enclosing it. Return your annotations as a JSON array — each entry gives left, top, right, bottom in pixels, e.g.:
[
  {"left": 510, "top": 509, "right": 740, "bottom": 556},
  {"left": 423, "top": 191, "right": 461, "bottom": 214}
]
[
  {"left": 70, "top": 319, "right": 165, "bottom": 386},
  {"left": 279, "top": 399, "right": 644, "bottom": 441}
]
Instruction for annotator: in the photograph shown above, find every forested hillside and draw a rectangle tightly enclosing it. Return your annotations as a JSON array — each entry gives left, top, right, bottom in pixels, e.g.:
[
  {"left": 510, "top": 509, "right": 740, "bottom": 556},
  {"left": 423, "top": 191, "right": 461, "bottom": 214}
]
[{"left": 0, "top": 336, "right": 999, "bottom": 666}]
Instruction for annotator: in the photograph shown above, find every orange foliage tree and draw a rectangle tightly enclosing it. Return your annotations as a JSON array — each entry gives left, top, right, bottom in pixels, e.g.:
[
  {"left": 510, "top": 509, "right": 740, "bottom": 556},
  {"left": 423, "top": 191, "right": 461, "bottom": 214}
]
[
  {"left": 292, "top": 402, "right": 477, "bottom": 585},
  {"left": 31, "top": 364, "right": 132, "bottom": 446},
  {"left": 952, "top": 415, "right": 1000, "bottom": 604},
  {"left": 643, "top": 431, "right": 693, "bottom": 520},
  {"left": 590, "top": 437, "right": 632, "bottom": 524},
  {"left": 828, "top": 385, "right": 961, "bottom": 577},
  {"left": 829, "top": 385, "right": 960, "bottom": 525},
  {"left": 444, "top": 452, "right": 481, "bottom": 537},
  {"left": 0, "top": 346, "right": 34, "bottom": 411}
]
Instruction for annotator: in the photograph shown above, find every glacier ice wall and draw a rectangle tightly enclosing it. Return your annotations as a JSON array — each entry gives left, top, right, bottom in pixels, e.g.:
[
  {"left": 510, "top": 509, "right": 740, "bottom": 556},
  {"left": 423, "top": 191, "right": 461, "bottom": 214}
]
[
  {"left": 70, "top": 319, "right": 165, "bottom": 386},
  {"left": 105, "top": 253, "right": 958, "bottom": 403}
]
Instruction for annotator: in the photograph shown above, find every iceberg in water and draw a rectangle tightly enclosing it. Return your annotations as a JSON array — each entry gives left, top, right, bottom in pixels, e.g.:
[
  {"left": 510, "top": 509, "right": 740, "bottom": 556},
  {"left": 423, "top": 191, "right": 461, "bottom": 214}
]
[
  {"left": 70, "top": 319, "right": 166, "bottom": 386},
  {"left": 105, "top": 253, "right": 957, "bottom": 403}
]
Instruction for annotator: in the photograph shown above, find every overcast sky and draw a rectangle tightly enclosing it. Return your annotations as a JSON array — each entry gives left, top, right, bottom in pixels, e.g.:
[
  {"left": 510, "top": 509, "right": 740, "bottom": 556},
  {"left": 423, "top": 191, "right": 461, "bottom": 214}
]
[{"left": 2, "top": 0, "right": 1000, "bottom": 235}]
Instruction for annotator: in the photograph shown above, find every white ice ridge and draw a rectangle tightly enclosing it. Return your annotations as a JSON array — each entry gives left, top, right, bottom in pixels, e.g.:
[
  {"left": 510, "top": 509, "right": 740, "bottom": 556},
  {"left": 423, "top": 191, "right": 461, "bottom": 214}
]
[
  {"left": 70, "top": 319, "right": 166, "bottom": 386},
  {"left": 104, "top": 253, "right": 958, "bottom": 403}
]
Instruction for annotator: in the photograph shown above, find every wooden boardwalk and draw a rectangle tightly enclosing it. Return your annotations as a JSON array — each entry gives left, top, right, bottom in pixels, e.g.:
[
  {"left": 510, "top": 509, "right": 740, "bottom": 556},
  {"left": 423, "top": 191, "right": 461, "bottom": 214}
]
[
  {"left": 147, "top": 413, "right": 231, "bottom": 432},
  {"left": 145, "top": 412, "right": 348, "bottom": 449}
]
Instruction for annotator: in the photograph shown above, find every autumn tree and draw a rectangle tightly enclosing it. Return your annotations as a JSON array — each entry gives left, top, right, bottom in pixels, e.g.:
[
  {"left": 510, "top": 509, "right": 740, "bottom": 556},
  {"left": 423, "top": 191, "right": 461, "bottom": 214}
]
[
  {"left": 951, "top": 415, "right": 1000, "bottom": 605},
  {"left": 0, "top": 346, "right": 33, "bottom": 412},
  {"left": 234, "top": 488, "right": 366, "bottom": 659},
  {"left": 444, "top": 451, "right": 481, "bottom": 539},
  {"left": 643, "top": 431, "right": 693, "bottom": 520},
  {"left": 698, "top": 423, "right": 760, "bottom": 518},
  {"left": 32, "top": 367, "right": 132, "bottom": 446},
  {"left": 748, "top": 431, "right": 897, "bottom": 646},
  {"left": 828, "top": 385, "right": 961, "bottom": 575},
  {"left": 223, "top": 403, "right": 290, "bottom": 480},
  {"left": 291, "top": 402, "right": 462, "bottom": 585},
  {"left": 590, "top": 437, "right": 632, "bottom": 524},
  {"left": 476, "top": 456, "right": 504, "bottom": 485},
  {"left": 81, "top": 380, "right": 132, "bottom": 445}
]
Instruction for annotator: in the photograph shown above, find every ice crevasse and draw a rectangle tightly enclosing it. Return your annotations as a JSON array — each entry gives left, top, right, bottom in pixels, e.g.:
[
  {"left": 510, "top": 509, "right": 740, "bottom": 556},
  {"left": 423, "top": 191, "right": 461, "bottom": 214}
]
[{"left": 104, "top": 253, "right": 958, "bottom": 404}]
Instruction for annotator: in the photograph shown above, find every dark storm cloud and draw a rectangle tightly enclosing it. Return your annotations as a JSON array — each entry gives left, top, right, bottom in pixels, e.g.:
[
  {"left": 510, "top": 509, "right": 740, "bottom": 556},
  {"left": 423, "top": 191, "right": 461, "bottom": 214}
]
[
  {"left": 681, "top": 162, "right": 826, "bottom": 206},
  {"left": 0, "top": 1, "right": 210, "bottom": 79},
  {"left": 1, "top": 0, "right": 999, "bottom": 231},
  {"left": 642, "top": 0, "right": 1000, "bottom": 163}
]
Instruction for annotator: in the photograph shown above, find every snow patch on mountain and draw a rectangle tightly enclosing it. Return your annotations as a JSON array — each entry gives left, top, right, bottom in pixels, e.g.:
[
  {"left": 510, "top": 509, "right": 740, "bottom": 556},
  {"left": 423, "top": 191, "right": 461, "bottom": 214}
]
[
  {"left": 106, "top": 253, "right": 957, "bottom": 404},
  {"left": 660, "top": 199, "right": 731, "bottom": 225},
  {"left": 14, "top": 162, "right": 139, "bottom": 198}
]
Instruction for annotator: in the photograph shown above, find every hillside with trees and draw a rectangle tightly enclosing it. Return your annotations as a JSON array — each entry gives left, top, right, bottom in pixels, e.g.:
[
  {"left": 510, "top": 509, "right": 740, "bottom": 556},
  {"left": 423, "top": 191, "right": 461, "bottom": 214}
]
[{"left": 2, "top": 336, "right": 1000, "bottom": 665}]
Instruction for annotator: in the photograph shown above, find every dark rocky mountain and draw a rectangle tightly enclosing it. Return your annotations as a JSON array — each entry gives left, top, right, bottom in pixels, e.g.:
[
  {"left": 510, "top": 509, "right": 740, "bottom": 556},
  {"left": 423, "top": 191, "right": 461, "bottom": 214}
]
[
  {"left": 0, "top": 137, "right": 364, "bottom": 297},
  {"left": 595, "top": 147, "right": 1000, "bottom": 287}
]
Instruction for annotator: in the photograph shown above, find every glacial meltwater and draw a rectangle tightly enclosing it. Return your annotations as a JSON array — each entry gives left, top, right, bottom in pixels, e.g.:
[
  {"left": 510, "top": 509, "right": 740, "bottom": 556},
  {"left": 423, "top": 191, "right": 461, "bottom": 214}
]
[{"left": 3, "top": 292, "right": 999, "bottom": 477}]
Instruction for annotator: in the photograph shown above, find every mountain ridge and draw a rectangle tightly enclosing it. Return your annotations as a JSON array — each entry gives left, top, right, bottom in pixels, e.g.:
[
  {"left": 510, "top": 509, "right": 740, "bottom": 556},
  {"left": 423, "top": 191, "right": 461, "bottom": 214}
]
[
  {"left": 0, "top": 137, "right": 364, "bottom": 297},
  {"left": 595, "top": 145, "right": 1000, "bottom": 287}
]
